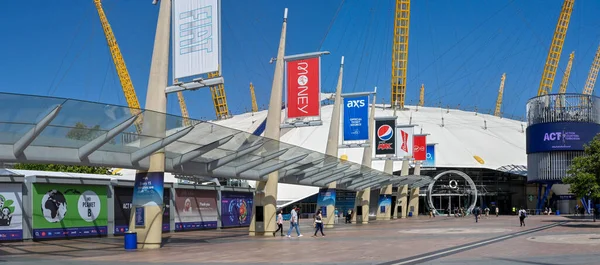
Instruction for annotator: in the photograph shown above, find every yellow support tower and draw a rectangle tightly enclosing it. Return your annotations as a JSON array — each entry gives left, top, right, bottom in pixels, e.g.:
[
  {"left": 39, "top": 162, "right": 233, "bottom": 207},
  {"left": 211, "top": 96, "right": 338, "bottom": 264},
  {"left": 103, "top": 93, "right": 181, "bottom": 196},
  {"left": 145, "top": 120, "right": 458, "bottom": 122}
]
[
  {"left": 390, "top": 0, "right": 411, "bottom": 108},
  {"left": 537, "top": 0, "right": 575, "bottom": 96},
  {"left": 94, "top": 0, "right": 143, "bottom": 132},
  {"left": 208, "top": 70, "right": 230, "bottom": 120},
  {"left": 177, "top": 91, "right": 191, "bottom": 126},
  {"left": 250, "top": 82, "right": 258, "bottom": 112},
  {"left": 558, "top": 51, "right": 575, "bottom": 94},
  {"left": 418, "top": 84, "right": 424, "bottom": 107},
  {"left": 494, "top": 73, "right": 506, "bottom": 117},
  {"left": 582, "top": 43, "right": 600, "bottom": 95}
]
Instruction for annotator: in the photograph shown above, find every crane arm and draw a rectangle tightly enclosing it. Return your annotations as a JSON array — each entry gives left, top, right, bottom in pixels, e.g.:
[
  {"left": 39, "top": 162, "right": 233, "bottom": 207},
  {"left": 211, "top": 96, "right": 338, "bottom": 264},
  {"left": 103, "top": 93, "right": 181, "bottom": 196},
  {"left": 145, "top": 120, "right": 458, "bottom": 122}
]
[
  {"left": 208, "top": 70, "right": 230, "bottom": 120},
  {"left": 536, "top": 0, "right": 574, "bottom": 96},
  {"left": 494, "top": 73, "right": 506, "bottom": 117},
  {"left": 390, "top": 0, "right": 411, "bottom": 108},
  {"left": 94, "top": 0, "right": 143, "bottom": 132},
  {"left": 250, "top": 82, "right": 258, "bottom": 112},
  {"left": 583, "top": 43, "right": 600, "bottom": 95},
  {"left": 558, "top": 51, "right": 575, "bottom": 94}
]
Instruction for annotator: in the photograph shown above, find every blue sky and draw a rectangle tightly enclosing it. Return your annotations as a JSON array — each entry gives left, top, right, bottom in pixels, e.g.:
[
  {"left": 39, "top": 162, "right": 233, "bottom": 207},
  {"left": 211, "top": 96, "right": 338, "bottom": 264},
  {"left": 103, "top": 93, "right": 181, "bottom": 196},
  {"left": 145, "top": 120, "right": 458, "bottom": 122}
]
[{"left": 1, "top": 0, "right": 600, "bottom": 121}]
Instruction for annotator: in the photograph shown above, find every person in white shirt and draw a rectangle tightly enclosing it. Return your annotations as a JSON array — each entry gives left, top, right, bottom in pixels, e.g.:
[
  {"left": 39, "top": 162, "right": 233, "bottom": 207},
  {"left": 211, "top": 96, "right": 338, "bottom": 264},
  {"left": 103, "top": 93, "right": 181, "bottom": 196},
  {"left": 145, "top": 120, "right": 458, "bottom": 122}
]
[
  {"left": 273, "top": 209, "right": 284, "bottom": 237},
  {"left": 518, "top": 207, "right": 527, "bottom": 227},
  {"left": 286, "top": 206, "right": 302, "bottom": 238},
  {"left": 312, "top": 209, "right": 325, "bottom": 237}
]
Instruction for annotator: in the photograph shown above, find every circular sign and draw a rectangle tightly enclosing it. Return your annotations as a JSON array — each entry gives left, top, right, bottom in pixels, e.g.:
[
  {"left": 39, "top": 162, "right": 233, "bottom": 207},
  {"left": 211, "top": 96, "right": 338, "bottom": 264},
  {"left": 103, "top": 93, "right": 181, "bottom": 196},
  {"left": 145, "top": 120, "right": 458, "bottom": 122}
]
[
  {"left": 449, "top": 180, "right": 458, "bottom": 189},
  {"left": 41, "top": 190, "right": 67, "bottom": 223},
  {"left": 297, "top": 75, "right": 308, "bottom": 86},
  {"left": 377, "top": 124, "right": 394, "bottom": 141},
  {"left": 77, "top": 190, "right": 101, "bottom": 222}
]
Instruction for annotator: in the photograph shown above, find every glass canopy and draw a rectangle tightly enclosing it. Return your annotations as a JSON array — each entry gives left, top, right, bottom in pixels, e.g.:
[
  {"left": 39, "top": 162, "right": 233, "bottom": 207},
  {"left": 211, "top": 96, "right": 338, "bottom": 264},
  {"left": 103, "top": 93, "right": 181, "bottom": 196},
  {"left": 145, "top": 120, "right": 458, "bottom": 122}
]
[{"left": 0, "top": 92, "right": 431, "bottom": 191}]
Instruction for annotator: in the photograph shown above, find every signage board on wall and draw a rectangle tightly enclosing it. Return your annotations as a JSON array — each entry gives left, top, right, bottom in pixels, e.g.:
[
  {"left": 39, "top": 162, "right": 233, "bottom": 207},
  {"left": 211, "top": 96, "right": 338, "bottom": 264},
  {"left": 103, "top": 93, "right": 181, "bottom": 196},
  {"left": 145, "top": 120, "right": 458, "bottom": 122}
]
[
  {"left": 175, "top": 189, "right": 218, "bottom": 231},
  {"left": 32, "top": 184, "right": 108, "bottom": 239},
  {"left": 413, "top": 135, "right": 427, "bottom": 161},
  {"left": 0, "top": 183, "right": 23, "bottom": 241},
  {"left": 132, "top": 172, "right": 164, "bottom": 207},
  {"left": 221, "top": 192, "right": 253, "bottom": 227},
  {"left": 422, "top": 144, "right": 436, "bottom": 167},
  {"left": 526, "top": 122, "right": 600, "bottom": 154},
  {"left": 396, "top": 125, "right": 414, "bottom": 157},
  {"left": 113, "top": 187, "right": 170, "bottom": 235}
]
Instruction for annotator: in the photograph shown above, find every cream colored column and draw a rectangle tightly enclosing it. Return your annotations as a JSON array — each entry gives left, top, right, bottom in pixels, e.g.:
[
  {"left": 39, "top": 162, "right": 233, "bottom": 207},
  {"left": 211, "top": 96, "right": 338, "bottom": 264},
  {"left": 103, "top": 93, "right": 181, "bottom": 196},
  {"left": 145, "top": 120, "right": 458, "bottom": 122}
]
[
  {"left": 249, "top": 8, "right": 288, "bottom": 236},
  {"left": 323, "top": 56, "right": 345, "bottom": 229},
  {"left": 352, "top": 88, "right": 377, "bottom": 224},
  {"left": 129, "top": 0, "right": 171, "bottom": 250},
  {"left": 407, "top": 162, "right": 422, "bottom": 217},
  {"left": 396, "top": 184, "right": 409, "bottom": 218}
]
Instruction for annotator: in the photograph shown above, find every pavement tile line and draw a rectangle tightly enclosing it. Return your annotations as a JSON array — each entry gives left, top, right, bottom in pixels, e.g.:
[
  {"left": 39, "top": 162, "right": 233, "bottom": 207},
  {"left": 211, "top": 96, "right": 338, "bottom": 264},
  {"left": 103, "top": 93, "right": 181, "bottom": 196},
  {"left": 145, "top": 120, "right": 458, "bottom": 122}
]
[{"left": 377, "top": 221, "right": 567, "bottom": 265}]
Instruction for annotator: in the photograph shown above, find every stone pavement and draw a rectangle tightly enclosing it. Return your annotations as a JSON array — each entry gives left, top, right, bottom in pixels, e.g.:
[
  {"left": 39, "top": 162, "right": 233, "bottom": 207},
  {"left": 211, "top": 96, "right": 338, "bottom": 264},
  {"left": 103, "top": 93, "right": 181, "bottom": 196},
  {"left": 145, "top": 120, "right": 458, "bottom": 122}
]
[{"left": 1, "top": 215, "right": 600, "bottom": 264}]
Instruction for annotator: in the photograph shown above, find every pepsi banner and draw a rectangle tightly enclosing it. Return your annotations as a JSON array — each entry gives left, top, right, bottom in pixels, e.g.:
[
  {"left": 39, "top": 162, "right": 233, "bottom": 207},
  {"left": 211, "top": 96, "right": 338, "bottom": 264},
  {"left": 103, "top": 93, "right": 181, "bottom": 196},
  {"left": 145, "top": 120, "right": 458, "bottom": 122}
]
[
  {"left": 343, "top": 95, "right": 369, "bottom": 141},
  {"left": 526, "top": 122, "right": 600, "bottom": 154},
  {"left": 397, "top": 125, "right": 414, "bottom": 157},
  {"left": 375, "top": 118, "right": 396, "bottom": 155}
]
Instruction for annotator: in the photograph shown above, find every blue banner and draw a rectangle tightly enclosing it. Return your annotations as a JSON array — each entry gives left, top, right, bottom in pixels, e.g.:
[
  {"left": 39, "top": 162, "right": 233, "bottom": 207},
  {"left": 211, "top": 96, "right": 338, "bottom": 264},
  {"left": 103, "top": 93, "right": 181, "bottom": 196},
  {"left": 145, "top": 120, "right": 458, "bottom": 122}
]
[
  {"left": 378, "top": 194, "right": 392, "bottom": 213},
  {"left": 135, "top": 207, "right": 145, "bottom": 227},
  {"left": 316, "top": 188, "right": 336, "bottom": 218},
  {"left": 132, "top": 172, "right": 164, "bottom": 207},
  {"left": 33, "top": 227, "right": 107, "bottom": 239},
  {"left": 422, "top": 144, "right": 436, "bottom": 167},
  {"left": 526, "top": 122, "right": 600, "bottom": 154},
  {"left": 343, "top": 95, "right": 369, "bottom": 141}
]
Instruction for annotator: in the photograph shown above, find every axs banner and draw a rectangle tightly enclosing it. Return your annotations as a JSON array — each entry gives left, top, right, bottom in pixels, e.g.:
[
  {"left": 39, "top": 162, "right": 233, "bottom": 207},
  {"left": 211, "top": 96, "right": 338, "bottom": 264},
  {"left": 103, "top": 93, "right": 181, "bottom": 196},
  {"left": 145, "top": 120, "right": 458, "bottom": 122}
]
[
  {"left": 374, "top": 118, "right": 396, "bottom": 155},
  {"left": 286, "top": 57, "right": 320, "bottom": 119},
  {"left": 113, "top": 187, "right": 170, "bottom": 235}
]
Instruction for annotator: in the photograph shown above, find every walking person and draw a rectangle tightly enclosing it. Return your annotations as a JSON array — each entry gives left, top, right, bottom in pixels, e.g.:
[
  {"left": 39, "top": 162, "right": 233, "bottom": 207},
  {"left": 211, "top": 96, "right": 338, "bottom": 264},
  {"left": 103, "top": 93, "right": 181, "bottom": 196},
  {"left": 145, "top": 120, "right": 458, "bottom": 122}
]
[
  {"left": 312, "top": 209, "right": 325, "bottom": 237},
  {"left": 287, "top": 206, "right": 302, "bottom": 238},
  {"left": 473, "top": 206, "right": 481, "bottom": 223},
  {"left": 495, "top": 206, "right": 499, "bottom": 217},
  {"left": 273, "top": 209, "right": 284, "bottom": 237},
  {"left": 518, "top": 207, "right": 527, "bottom": 227}
]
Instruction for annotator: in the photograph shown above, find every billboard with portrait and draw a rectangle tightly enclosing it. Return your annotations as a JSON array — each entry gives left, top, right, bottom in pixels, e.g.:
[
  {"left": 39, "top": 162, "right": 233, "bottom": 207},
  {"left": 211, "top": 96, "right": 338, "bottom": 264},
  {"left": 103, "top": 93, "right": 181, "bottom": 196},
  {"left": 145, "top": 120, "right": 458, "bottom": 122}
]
[
  {"left": 174, "top": 189, "right": 218, "bottom": 231},
  {"left": 32, "top": 184, "right": 108, "bottom": 239},
  {"left": 221, "top": 191, "right": 253, "bottom": 227}
]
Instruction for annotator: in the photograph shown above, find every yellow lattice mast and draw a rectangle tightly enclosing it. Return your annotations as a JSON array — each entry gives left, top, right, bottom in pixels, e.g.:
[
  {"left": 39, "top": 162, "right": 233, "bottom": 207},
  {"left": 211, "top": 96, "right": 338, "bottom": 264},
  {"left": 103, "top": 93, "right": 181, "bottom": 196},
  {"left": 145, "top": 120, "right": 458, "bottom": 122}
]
[
  {"left": 390, "top": 0, "right": 411, "bottom": 108},
  {"left": 208, "top": 69, "right": 230, "bottom": 120},
  {"left": 582, "top": 43, "right": 600, "bottom": 95},
  {"left": 537, "top": 0, "right": 575, "bottom": 96},
  {"left": 418, "top": 84, "right": 424, "bottom": 107},
  {"left": 176, "top": 91, "right": 191, "bottom": 126},
  {"left": 94, "top": 0, "right": 143, "bottom": 132},
  {"left": 558, "top": 51, "right": 575, "bottom": 94},
  {"left": 494, "top": 73, "right": 506, "bottom": 117},
  {"left": 250, "top": 82, "right": 258, "bottom": 112}
]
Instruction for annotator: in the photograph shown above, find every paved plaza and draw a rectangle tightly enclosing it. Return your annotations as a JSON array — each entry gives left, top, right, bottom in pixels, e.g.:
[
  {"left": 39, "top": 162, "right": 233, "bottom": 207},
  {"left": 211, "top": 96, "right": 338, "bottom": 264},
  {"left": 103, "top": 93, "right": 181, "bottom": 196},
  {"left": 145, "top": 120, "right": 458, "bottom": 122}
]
[{"left": 2, "top": 215, "right": 600, "bottom": 264}]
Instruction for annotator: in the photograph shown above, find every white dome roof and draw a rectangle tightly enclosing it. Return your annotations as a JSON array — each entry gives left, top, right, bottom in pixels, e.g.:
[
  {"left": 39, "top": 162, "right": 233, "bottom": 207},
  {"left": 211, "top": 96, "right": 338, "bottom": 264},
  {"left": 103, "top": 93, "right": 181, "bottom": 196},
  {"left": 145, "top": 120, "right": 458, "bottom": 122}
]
[{"left": 215, "top": 103, "right": 528, "bottom": 172}]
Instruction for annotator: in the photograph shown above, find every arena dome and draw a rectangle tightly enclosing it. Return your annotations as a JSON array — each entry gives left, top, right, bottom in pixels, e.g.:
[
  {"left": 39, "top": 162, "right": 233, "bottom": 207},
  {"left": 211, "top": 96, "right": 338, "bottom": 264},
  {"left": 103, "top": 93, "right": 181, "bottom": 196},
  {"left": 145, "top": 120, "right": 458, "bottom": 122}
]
[{"left": 215, "top": 103, "right": 528, "bottom": 172}]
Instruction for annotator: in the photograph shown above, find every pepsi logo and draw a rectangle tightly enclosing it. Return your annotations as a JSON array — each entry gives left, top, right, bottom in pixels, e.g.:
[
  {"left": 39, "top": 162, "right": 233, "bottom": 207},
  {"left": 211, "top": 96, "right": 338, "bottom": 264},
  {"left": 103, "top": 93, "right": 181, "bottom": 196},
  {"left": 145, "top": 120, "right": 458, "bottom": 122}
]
[{"left": 377, "top": 124, "right": 394, "bottom": 141}]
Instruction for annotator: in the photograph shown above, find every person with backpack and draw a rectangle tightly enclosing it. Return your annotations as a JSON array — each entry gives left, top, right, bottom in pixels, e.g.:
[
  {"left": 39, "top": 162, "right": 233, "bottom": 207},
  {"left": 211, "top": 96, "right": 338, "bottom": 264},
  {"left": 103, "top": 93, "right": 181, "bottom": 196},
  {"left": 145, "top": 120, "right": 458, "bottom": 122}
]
[{"left": 518, "top": 207, "right": 527, "bottom": 227}]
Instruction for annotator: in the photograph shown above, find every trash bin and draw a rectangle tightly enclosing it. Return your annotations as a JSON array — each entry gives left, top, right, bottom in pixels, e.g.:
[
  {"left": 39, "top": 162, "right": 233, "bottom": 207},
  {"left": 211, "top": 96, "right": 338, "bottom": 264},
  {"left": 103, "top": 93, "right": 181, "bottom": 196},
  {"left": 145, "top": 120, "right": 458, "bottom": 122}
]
[
  {"left": 408, "top": 212, "right": 413, "bottom": 217},
  {"left": 124, "top": 231, "right": 137, "bottom": 250},
  {"left": 556, "top": 210, "right": 560, "bottom": 216}
]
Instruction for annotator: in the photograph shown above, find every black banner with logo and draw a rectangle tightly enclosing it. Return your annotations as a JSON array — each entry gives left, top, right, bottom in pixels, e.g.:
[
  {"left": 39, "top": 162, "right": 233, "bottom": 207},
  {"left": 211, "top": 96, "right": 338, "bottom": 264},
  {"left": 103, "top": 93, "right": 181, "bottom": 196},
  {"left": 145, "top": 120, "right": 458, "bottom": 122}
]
[
  {"left": 113, "top": 187, "right": 170, "bottom": 235},
  {"left": 375, "top": 119, "right": 396, "bottom": 155}
]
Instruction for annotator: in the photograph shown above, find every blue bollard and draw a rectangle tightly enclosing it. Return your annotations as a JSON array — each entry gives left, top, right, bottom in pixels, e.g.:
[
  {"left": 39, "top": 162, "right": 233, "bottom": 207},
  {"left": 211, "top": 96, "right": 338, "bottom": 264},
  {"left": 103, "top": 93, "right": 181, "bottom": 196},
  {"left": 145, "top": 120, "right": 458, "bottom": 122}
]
[
  {"left": 124, "top": 231, "right": 137, "bottom": 250},
  {"left": 408, "top": 212, "right": 413, "bottom": 217}
]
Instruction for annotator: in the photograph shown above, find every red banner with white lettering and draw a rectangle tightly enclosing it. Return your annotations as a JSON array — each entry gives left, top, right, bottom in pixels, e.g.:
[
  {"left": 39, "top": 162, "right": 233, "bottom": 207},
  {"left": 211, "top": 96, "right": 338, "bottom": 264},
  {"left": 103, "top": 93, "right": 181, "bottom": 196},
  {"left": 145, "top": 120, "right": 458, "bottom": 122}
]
[
  {"left": 286, "top": 57, "right": 320, "bottom": 119},
  {"left": 413, "top": 135, "right": 427, "bottom": 161}
]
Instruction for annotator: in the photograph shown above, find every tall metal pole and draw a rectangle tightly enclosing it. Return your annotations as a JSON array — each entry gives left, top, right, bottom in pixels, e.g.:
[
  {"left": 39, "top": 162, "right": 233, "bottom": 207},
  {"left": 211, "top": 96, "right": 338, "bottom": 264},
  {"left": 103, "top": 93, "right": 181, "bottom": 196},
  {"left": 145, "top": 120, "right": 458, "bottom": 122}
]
[
  {"left": 249, "top": 8, "right": 288, "bottom": 236},
  {"left": 130, "top": 0, "right": 171, "bottom": 249},
  {"left": 323, "top": 56, "right": 344, "bottom": 228},
  {"left": 353, "top": 87, "right": 377, "bottom": 224}
]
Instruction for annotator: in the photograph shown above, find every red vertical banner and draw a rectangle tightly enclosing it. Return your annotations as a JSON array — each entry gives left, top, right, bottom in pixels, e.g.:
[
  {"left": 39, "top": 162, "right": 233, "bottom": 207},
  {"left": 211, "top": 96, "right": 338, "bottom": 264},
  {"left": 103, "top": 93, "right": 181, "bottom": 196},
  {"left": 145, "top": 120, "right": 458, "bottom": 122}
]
[
  {"left": 286, "top": 57, "right": 320, "bottom": 119},
  {"left": 413, "top": 135, "right": 427, "bottom": 161}
]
